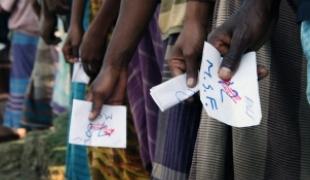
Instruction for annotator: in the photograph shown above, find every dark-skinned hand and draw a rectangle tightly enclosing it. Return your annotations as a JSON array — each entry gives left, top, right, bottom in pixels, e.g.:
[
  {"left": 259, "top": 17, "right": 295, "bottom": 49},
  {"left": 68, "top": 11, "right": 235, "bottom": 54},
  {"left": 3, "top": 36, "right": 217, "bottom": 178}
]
[
  {"left": 39, "top": 10, "right": 61, "bottom": 45},
  {"left": 62, "top": 26, "right": 83, "bottom": 63},
  {"left": 80, "top": 0, "right": 120, "bottom": 79},
  {"left": 80, "top": 27, "right": 107, "bottom": 79},
  {"left": 87, "top": 66, "right": 127, "bottom": 120},
  {"left": 169, "top": 6, "right": 208, "bottom": 88},
  {"left": 87, "top": 0, "right": 158, "bottom": 120},
  {"left": 208, "top": 0, "right": 278, "bottom": 81}
]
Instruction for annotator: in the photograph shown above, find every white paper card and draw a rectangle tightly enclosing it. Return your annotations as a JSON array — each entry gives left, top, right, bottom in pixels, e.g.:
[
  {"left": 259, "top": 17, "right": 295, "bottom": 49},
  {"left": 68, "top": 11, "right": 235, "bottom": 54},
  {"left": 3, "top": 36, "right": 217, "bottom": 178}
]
[
  {"left": 150, "top": 74, "right": 199, "bottom": 111},
  {"left": 199, "top": 42, "right": 262, "bottom": 127},
  {"left": 72, "top": 62, "right": 90, "bottom": 84},
  {"left": 69, "top": 99, "right": 127, "bottom": 148}
]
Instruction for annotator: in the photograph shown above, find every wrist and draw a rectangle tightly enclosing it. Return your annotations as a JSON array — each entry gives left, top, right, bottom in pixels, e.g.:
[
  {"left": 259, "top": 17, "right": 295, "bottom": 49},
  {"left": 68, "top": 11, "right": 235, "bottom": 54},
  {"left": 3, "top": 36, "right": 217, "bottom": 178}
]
[
  {"left": 103, "top": 48, "right": 132, "bottom": 71},
  {"left": 185, "top": 1, "right": 211, "bottom": 30}
]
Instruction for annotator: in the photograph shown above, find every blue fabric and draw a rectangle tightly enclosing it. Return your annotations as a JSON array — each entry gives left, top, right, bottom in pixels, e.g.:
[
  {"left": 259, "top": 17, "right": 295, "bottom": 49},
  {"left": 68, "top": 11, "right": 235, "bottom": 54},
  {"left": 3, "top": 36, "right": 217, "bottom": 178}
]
[
  {"left": 12, "top": 32, "right": 39, "bottom": 45},
  {"left": 300, "top": 21, "right": 310, "bottom": 104},
  {"left": 66, "top": 82, "right": 91, "bottom": 180},
  {"left": 3, "top": 32, "right": 38, "bottom": 128},
  {"left": 65, "top": 1, "right": 92, "bottom": 179}
]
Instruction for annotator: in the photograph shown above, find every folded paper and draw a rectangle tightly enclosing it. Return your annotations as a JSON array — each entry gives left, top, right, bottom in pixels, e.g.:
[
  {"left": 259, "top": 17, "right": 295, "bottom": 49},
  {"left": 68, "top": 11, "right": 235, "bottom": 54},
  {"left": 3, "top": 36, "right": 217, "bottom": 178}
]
[
  {"left": 69, "top": 99, "right": 127, "bottom": 148},
  {"left": 72, "top": 62, "right": 90, "bottom": 84},
  {"left": 150, "top": 74, "right": 199, "bottom": 111},
  {"left": 199, "top": 42, "right": 262, "bottom": 127}
]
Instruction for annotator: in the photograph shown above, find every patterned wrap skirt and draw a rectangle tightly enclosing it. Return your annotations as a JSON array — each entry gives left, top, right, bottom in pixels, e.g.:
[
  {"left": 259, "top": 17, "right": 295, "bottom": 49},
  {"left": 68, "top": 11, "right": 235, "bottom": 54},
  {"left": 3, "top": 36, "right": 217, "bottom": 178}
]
[{"left": 3, "top": 31, "right": 38, "bottom": 128}]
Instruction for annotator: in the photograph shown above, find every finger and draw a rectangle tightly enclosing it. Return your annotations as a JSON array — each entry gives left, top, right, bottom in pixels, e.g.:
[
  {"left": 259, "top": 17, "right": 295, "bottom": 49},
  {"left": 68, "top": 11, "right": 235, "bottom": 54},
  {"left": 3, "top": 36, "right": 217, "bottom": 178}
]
[
  {"left": 219, "top": 30, "right": 249, "bottom": 81},
  {"left": 184, "top": 50, "right": 200, "bottom": 88},
  {"left": 86, "top": 90, "right": 93, "bottom": 101},
  {"left": 62, "top": 42, "right": 75, "bottom": 63},
  {"left": 89, "top": 92, "right": 104, "bottom": 121},
  {"left": 208, "top": 29, "right": 231, "bottom": 55},
  {"left": 169, "top": 58, "right": 186, "bottom": 76},
  {"left": 169, "top": 44, "right": 185, "bottom": 76},
  {"left": 82, "top": 63, "right": 93, "bottom": 77},
  {"left": 71, "top": 46, "right": 80, "bottom": 62},
  {"left": 257, "top": 64, "right": 269, "bottom": 81}
]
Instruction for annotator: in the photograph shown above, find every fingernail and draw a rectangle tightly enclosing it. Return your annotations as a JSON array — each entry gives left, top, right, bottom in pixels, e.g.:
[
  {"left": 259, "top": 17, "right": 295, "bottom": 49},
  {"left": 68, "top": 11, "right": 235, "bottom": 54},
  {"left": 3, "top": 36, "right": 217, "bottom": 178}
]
[
  {"left": 89, "top": 112, "right": 95, "bottom": 120},
  {"left": 187, "top": 78, "right": 195, "bottom": 87},
  {"left": 219, "top": 67, "right": 232, "bottom": 81}
]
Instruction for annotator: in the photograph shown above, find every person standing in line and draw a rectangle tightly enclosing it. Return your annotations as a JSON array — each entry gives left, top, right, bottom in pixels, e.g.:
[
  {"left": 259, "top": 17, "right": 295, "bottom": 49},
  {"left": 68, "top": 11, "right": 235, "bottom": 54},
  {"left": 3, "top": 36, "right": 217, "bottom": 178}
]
[{"left": 0, "top": 0, "right": 40, "bottom": 138}]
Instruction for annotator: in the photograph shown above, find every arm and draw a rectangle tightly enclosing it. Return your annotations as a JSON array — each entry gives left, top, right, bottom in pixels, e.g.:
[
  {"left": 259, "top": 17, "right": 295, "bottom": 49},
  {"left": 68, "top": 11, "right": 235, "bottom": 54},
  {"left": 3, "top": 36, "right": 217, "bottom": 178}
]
[
  {"left": 40, "top": 0, "right": 61, "bottom": 45},
  {"left": 102, "top": 0, "right": 158, "bottom": 69},
  {"left": 80, "top": 0, "right": 121, "bottom": 78},
  {"left": 62, "top": 0, "right": 85, "bottom": 63},
  {"left": 87, "top": 0, "right": 159, "bottom": 120}
]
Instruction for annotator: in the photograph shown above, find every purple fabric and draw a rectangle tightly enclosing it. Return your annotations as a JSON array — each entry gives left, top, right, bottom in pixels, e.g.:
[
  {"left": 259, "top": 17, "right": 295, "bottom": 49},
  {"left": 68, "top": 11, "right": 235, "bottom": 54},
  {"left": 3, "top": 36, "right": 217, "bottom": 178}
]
[{"left": 127, "top": 9, "right": 164, "bottom": 168}]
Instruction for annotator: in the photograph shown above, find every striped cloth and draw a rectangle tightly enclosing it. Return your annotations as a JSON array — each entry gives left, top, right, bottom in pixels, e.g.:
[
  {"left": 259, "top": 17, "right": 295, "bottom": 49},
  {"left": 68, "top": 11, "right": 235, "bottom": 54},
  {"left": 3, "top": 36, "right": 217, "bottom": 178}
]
[
  {"left": 21, "top": 38, "right": 57, "bottom": 129},
  {"left": 152, "top": 34, "right": 202, "bottom": 180},
  {"left": 190, "top": 0, "right": 310, "bottom": 179},
  {"left": 66, "top": 82, "right": 91, "bottom": 180},
  {"left": 65, "top": 1, "right": 92, "bottom": 179},
  {"left": 3, "top": 31, "right": 38, "bottom": 128},
  {"left": 88, "top": 111, "right": 150, "bottom": 180},
  {"left": 151, "top": 1, "right": 206, "bottom": 179},
  {"left": 127, "top": 6, "right": 164, "bottom": 169},
  {"left": 159, "top": 0, "right": 186, "bottom": 40},
  {"left": 300, "top": 21, "right": 310, "bottom": 104}
]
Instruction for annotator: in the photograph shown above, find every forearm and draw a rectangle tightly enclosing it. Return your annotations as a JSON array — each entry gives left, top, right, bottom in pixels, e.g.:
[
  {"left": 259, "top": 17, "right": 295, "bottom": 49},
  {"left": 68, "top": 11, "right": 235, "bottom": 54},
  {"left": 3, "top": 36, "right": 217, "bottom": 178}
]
[
  {"left": 70, "top": 0, "right": 84, "bottom": 29},
  {"left": 102, "top": 0, "right": 158, "bottom": 69},
  {"left": 42, "top": 0, "right": 56, "bottom": 20},
  {"left": 185, "top": 1, "right": 213, "bottom": 31},
  {"left": 88, "top": 0, "right": 120, "bottom": 39}
]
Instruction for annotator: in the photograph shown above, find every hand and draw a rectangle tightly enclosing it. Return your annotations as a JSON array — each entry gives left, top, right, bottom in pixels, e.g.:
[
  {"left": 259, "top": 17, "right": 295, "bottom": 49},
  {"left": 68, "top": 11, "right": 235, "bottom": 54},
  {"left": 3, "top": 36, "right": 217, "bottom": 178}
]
[
  {"left": 208, "top": 0, "right": 278, "bottom": 81},
  {"left": 39, "top": 12, "right": 61, "bottom": 45},
  {"left": 62, "top": 26, "right": 83, "bottom": 63},
  {"left": 168, "top": 1, "right": 210, "bottom": 88},
  {"left": 44, "top": 0, "right": 70, "bottom": 15},
  {"left": 80, "top": 24, "right": 108, "bottom": 79},
  {"left": 169, "top": 21, "right": 207, "bottom": 88},
  {"left": 87, "top": 65, "right": 128, "bottom": 120}
]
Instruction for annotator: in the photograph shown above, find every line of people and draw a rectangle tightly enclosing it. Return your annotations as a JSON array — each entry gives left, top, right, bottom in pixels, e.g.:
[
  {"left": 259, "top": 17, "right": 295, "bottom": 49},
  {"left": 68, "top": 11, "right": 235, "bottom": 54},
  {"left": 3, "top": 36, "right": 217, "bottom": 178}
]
[{"left": 0, "top": 0, "right": 310, "bottom": 179}]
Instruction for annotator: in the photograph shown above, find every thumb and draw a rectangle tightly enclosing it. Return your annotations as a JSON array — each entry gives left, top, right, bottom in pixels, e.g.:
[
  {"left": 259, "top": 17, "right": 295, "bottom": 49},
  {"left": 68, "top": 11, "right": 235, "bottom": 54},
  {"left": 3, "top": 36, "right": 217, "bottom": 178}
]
[
  {"left": 219, "top": 31, "right": 248, "bottom": 81},
  {"left": 257, "top": 64, "right": 269, "bottom": 81},
  {"left": 88, "top": 92, "right": 104, "bottom": 121}
]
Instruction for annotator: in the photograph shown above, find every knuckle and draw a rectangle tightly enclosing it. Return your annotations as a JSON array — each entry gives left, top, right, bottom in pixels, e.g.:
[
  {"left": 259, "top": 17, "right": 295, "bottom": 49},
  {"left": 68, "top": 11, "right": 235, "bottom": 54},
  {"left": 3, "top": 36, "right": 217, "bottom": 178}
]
[{"left": 183, "top": 49, "right": 196, "bottom": 60}]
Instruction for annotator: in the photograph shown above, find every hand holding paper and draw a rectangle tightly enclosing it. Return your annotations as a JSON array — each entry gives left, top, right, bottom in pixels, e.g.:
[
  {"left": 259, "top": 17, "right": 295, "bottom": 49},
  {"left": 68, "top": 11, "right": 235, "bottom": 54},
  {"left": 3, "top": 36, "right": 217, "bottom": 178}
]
[
  {"left": 199, "top": 42, "right": 262, "bottom": 127},
  {"left": 150, "top": 42, "right": 262, "bottom": 127},
  {"left": 150, "top": 74, "right": 199, "bottom": 111},
  {"left": 69, "top": 99, "right": 127, "bottom": 148}
]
